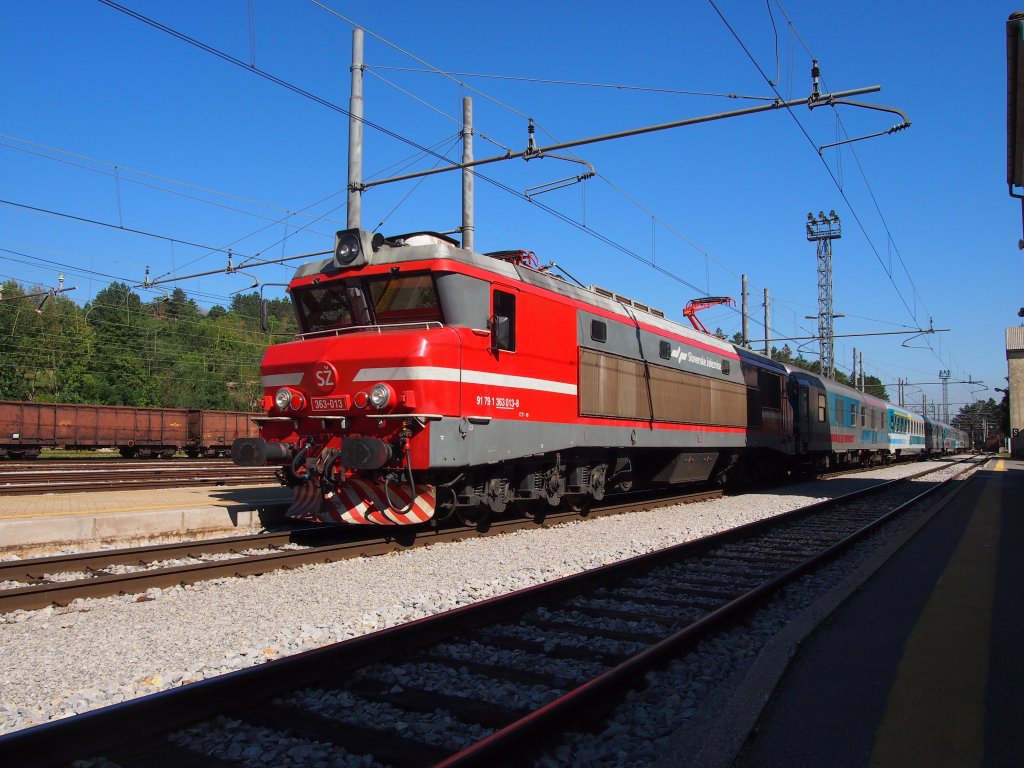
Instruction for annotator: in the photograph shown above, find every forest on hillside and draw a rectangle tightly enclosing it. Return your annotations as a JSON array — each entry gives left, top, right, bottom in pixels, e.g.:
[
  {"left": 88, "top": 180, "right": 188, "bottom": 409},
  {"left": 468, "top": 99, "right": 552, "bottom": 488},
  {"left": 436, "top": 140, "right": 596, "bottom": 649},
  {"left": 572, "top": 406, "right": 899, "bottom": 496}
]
[{"left": 0, "top": 280, "right": 295, "bottom": 410}]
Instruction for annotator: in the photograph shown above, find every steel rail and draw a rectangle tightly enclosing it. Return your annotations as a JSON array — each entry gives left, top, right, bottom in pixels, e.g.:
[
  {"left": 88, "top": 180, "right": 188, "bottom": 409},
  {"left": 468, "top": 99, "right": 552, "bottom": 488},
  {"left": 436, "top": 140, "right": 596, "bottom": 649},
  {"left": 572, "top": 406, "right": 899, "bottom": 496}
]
[
  {"left": 438, "top": 457, "right": 981, "bottom": 766},
  {"left": 0, "top": 489, "right": 723, "bottom": 612},
  {"left": 0, "top": 467, "right": 278, "bottom": 495},
  {"left": 0, "top": 461, "right": 978, "bottom": 766}
]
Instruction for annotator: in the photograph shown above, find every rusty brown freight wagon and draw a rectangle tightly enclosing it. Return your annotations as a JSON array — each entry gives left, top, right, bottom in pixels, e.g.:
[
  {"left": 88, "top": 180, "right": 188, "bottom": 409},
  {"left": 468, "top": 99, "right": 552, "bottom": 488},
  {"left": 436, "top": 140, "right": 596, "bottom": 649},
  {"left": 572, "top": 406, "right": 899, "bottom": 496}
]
[
  {"left": 185, "top": 410, "right": 259, "bottom": 457},
  {"left": 0, "top": 400, "right": 189, "bottom": 458},
  {"left": 0, "top": 401, "right": 258, "bottom": 459}
]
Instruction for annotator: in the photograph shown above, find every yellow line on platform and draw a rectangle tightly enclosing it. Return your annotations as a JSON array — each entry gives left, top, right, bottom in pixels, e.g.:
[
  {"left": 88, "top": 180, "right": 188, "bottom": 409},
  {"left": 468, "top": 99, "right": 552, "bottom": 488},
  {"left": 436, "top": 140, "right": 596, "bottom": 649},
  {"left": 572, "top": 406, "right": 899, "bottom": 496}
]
[{"left": 869, "top": 476, "right": 1001, "bottom": 768}]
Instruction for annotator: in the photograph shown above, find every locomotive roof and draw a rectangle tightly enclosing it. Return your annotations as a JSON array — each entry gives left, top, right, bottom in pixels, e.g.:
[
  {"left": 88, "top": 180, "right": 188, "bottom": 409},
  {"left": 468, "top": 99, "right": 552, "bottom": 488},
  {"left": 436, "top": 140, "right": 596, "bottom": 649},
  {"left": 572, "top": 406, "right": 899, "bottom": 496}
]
[
  {"left": 293, "top": 233, "right": 963, "bottom": 431},
  {"left": 293, "top": 233, "right": 790, "bottom": 367}
]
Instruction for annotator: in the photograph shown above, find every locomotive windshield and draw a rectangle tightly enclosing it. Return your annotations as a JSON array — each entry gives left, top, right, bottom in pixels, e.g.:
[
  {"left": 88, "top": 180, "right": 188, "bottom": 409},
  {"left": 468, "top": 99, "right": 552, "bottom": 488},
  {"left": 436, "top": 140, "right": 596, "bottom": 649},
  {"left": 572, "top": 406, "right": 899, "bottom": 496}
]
[{"left": 293, "top": 273, "right": 442, "bottom": 334}]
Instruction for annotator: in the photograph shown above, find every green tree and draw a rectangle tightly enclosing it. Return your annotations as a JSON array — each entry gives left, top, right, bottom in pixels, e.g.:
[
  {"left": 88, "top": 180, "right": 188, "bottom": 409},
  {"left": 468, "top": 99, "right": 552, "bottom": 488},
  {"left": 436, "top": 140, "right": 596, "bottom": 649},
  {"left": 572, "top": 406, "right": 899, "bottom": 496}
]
[{"left": 83, "top": 283, "right": 158, "bottom": 406}]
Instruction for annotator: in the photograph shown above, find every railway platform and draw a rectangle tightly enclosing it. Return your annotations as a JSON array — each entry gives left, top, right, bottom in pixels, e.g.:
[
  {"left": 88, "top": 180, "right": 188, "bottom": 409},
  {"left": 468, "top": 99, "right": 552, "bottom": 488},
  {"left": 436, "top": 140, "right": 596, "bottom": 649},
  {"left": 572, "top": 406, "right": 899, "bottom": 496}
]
[
  {"left": 690, "top": 457, "right": 1022, "bottom": 768},
  {"left": 0, "top": 484, "right": 292, "bottom": 554}
]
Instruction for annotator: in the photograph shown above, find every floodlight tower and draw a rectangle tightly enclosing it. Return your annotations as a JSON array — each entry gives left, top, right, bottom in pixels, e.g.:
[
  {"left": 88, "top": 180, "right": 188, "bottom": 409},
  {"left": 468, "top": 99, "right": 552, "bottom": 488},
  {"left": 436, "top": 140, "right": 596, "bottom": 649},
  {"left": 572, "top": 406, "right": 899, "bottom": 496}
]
[
  {"left": 939, "top": 369, "right": 951, "bottom": 422},
  {"left": 805, "top": 210, "right": 842, "bottom": 379}
]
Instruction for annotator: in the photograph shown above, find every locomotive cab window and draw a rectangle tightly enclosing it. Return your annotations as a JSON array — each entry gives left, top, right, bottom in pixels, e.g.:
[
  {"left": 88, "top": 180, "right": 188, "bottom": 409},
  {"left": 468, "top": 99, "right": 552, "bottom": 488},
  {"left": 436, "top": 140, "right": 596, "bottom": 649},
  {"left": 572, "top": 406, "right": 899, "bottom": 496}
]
[
  {"left": 293, "top": 272, "right": 441, "bottom": 334},
  {"left": 591, "top": 320, "right": 607, "bottom": 343},
  {"left": 492, "top": 289, "right": 516, "bottom": 351}
]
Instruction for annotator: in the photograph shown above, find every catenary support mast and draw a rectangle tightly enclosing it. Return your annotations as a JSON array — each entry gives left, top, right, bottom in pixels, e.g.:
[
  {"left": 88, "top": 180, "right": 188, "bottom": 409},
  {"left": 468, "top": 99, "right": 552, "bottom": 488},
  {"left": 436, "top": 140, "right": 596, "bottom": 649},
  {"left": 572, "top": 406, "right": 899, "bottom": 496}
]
[{"left": 347, "top": 28, "right": 364, "bottom": 229}]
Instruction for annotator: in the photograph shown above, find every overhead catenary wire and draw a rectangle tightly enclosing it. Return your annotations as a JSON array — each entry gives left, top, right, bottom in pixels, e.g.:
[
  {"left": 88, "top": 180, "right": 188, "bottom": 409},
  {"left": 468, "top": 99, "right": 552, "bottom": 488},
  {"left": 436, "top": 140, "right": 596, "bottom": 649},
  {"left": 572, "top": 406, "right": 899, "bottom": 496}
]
[
  {"left": 306, "top": 0, "right": 818, "bottom": 319},
  {"left": 766, "top": 0, "right": 966, "bottom": 385},
  {"left": 306, "top": 1, "right": 865, "bottom": 351},
  {"left": 0, "top": 137, "right": 343, "bottom": 241},
  {"left": 76, "top": 0, "right": 953, "bottom": 404},
  {"left": 365, "top": 65, "right": 779, "bottom": 102},
  {"left": 88, "top": 0, "right": 812, "bottom": 348},
  {"left": 0, "top": 133, "right": 338, "bottom": 225},
  {"left": 92, "top": 2, "right": 715, "bottom": 297},
  {"left": 0, "top": 198, "right": 250, "bottom": 258},
  {"left": 708, "top": 0, "right": 968, "bottom": 402},
  {"left": 709, "top": 0, "right": 924, "bottom": 325}
]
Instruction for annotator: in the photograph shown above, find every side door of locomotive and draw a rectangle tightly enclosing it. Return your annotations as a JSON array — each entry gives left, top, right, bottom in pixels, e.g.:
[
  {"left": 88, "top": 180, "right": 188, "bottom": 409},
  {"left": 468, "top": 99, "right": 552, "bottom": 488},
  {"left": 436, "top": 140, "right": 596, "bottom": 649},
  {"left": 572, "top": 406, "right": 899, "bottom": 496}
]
[
  {"left": 450, "top": 282, "right": 521, "bottom": 465},
  {"left": 791, "top": 377, "right": 813, "bottom": 455}
]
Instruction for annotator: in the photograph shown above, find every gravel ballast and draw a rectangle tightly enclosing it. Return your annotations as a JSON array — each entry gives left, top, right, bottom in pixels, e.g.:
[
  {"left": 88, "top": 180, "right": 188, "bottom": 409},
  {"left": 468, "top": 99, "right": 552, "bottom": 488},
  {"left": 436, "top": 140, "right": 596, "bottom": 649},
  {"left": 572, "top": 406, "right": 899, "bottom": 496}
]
[{"left": 0, "top": 461, "right": 967, "bottom": 737}]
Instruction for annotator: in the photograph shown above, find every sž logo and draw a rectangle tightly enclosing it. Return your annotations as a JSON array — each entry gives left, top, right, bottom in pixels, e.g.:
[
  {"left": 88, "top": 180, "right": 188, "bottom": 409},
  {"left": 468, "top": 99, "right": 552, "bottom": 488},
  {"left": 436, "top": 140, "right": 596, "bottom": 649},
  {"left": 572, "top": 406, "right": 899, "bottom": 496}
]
[{"left": 313, "top": 362, "right": 337, "bottom": 391}]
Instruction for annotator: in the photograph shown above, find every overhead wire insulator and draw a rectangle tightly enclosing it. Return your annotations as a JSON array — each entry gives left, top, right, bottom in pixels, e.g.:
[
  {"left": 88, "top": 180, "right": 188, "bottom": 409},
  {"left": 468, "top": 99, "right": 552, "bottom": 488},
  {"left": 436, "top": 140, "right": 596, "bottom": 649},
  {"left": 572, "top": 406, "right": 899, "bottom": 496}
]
[{"left": 525, "top": 118, "right": 538, "bottom": 158}]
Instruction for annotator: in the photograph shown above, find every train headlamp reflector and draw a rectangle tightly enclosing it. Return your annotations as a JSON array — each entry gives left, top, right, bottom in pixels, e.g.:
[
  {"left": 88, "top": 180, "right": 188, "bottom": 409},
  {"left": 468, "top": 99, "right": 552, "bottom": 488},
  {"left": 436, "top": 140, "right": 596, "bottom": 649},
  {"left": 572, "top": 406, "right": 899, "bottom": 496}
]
[
  {"left": 334, "top": 231, "right": 362, "bottom": 266},
  {"left": 369, "top": 383, "right": 394, "bottom": 409},
  {"left": 275, "top": 387, "right": 306, "bottom": 412}
]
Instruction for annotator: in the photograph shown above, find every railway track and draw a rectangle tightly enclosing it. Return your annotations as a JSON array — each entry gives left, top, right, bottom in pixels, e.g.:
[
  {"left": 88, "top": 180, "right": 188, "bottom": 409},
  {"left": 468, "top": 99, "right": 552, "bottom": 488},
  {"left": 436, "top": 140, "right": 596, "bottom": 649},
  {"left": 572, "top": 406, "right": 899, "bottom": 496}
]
[
  {"left": 0, "top": 459, "right": 278, "bottom": 495},
  {"left": 0, "top": 459, "right": 980, "bottom": 767},
  {"left": 0, "top": 489, "right": 723, "bottom": 613}
]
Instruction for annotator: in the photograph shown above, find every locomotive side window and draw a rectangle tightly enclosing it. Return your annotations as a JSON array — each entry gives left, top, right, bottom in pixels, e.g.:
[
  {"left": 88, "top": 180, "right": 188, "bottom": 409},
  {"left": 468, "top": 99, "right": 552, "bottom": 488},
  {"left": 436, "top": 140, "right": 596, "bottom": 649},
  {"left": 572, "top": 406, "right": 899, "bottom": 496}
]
[
  {"left": 591, "top": 320, "right": 607, "bottom": 343},
  {"left": 817, "top": 393, "right": 826, "bottom": 422},
  {"left": 492, "top": 290, "right": 516, "bottom": 351},
  {"left": 659, "top": 340, "right": 671, "bottom": 359},
  {"left": 367, "top": 273, "right": 442, "bottom": 324}
]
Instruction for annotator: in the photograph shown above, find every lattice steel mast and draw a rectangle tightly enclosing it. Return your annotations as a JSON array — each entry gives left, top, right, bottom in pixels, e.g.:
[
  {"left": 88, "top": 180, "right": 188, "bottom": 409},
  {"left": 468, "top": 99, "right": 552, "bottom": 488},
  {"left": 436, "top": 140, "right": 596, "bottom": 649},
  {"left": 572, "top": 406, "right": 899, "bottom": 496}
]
[{"left": 805, "top": 211, "right": 842, "bottom": 379}]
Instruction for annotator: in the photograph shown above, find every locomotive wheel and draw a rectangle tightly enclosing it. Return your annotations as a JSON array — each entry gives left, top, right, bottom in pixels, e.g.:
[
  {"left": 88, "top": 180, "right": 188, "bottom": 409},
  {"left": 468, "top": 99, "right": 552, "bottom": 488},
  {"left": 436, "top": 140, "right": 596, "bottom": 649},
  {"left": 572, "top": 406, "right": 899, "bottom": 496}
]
[
  {"left": 455, "top": 504, "right": 493, "bottom": 529},
  {"left": 560, "top": 493, "right": 592, "bottom": 515},
  {"left": 513, "top": 499, "right": 549, "bottom": 521}
]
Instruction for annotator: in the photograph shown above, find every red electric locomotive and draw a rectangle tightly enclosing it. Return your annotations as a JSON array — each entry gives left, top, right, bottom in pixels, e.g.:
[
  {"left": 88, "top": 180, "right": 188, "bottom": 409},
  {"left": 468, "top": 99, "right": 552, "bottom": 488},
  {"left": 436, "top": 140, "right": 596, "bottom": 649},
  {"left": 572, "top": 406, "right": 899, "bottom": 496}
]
[{"left": 233, "top": 228, "right": 794, "bottom": 525}]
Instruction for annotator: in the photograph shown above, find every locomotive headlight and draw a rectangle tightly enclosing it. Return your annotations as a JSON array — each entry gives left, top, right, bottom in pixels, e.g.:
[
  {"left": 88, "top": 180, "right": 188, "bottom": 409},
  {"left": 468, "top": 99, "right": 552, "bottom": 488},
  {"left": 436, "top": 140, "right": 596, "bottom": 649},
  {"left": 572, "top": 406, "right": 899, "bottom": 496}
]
[
  {"left": 335, "top": 233, "right": 360, "bottom": 266},
  {"left": 334, "top": 230, "right": 363, "bottom": 266},
  {"left": 368, "top": 383, "right": 394, "bottom": 410},
  {"left": 274, "top": 387, "right": 306, "bottom": 412}
]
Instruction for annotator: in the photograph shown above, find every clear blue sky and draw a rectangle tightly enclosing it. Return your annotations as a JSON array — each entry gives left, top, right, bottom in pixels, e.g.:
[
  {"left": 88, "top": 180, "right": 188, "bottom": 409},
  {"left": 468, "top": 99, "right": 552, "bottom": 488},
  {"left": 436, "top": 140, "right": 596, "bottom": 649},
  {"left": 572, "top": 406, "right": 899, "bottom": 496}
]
[{"left": 2, "top": 1, "right": 1022, "bottom": 414}]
